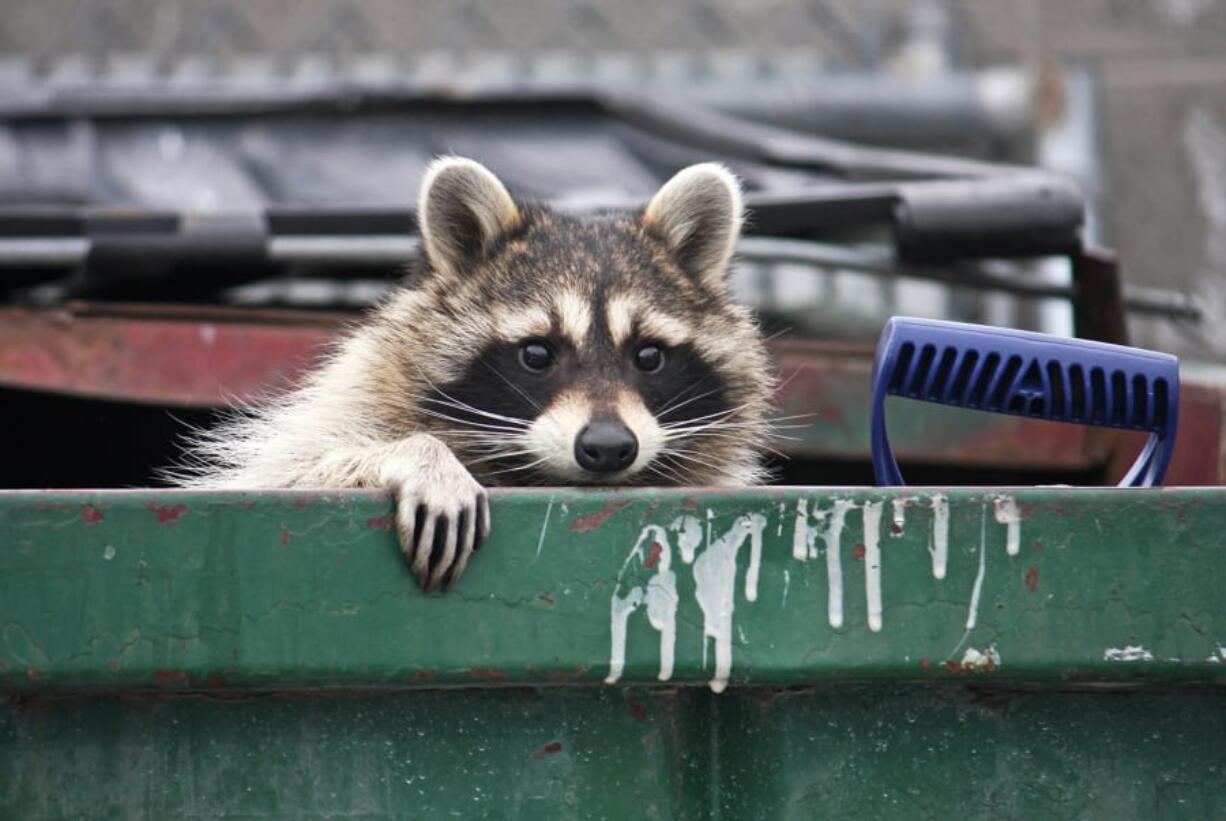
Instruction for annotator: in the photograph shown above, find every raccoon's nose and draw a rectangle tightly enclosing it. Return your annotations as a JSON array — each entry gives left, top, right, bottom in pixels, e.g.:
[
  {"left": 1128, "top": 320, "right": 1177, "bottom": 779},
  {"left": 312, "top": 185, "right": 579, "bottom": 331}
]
[{"left": 575, "top": 421, "right": 638, "bottom": 473}]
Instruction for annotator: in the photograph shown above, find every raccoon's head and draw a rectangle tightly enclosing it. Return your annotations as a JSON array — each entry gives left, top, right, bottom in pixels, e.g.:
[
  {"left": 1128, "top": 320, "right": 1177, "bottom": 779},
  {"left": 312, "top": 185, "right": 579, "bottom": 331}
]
[{"left": 381, "top": 156, "right": 773, "bottom": 487}]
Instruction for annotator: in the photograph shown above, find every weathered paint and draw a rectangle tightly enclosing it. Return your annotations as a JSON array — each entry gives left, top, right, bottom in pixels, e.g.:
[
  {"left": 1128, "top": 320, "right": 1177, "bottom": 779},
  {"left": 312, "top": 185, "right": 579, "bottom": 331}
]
[
  {"left": 1, "top": 488, "right": 1225, "bottom": 692},
  {"left": 994, "top": 495, "right": 1022, "bottom": 556},
  {"left": 930, "top": 492, "right": 950, "bottom": 579},
  {"left": 862, "top": 501, "right": 884, "bottom": 632},
  {"left": 691, "top": 513, "right": 766, "bottom": 692}
]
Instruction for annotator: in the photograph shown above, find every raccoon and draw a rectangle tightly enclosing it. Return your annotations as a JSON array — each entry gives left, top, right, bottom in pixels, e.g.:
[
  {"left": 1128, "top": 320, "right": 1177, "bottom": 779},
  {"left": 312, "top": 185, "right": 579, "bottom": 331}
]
[{"left": 172, "top": 157, "right": 774, "bottom": 590}]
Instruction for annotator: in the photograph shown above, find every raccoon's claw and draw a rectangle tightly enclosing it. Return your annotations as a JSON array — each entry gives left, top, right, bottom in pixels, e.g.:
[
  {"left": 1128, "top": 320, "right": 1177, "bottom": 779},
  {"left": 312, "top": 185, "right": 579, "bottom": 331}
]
[{"left": 393, "top": 472, "right": 490, "bottom": 593}]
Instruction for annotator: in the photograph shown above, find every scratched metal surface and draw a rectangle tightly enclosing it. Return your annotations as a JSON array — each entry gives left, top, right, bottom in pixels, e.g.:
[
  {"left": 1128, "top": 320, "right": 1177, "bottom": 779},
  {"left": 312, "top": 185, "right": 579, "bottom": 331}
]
[{"left": 1, "top": 488, "right": 1224, "bottom": 691}]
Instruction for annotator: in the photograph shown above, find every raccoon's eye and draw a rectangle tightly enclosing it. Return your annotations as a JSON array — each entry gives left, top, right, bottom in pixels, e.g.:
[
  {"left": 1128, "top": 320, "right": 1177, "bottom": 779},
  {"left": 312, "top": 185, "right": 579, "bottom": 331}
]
[
  {"left": 634, "top": 343, "right": 665, "bottom": 373},
  {"left": 519, "top": 340, "right": 555, "bottom": 372}
]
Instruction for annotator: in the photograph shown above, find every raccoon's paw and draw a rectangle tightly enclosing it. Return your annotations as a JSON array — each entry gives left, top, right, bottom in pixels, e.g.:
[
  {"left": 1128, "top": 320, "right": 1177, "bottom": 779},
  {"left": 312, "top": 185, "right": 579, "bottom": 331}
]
[{"left": 389, "top": 441, "right": 491, "bottom": 592}]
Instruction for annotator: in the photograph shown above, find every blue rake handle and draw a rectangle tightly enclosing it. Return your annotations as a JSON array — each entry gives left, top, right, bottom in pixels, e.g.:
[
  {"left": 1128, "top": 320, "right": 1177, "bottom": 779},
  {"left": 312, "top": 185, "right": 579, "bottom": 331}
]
[{"left": 870, "top": 317, "right": 1180, "bottom": 487}]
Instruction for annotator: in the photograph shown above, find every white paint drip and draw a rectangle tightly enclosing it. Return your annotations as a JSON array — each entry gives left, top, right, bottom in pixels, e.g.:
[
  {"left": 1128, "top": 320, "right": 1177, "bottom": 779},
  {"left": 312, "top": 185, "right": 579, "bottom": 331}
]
[
  {"left": 643, "top": 527, "right": 678, "bottom": 682},
  {"left": 792, "top": 498, "right": 810, "bottom": 561},
  {"left": 606, "top": 524, "right": 679, "bottom": 684},
  {"left": 1104, "top": 646, "right": 1154, "bottom": 662},
  {"left": 863, "top": 501, "right": 884, "bottom": 632},
  {"left": 965, "top": 506, "right": 987, "bottom": 631},
  {"left": 606, "top": 512, "right": 766, "bottom": 692},
  {"left": 744, "top": 519, "right": 763, "bottom": 604},
  {"left": 782, "top": 569, "right": 791, "bottom": 608},
  {"left": 960, "top": 645, "right": 1001, "bottom": 670},
  {"left": 822, "top": 500, "right": 856, "bottom": 630},
  {"left": 604, "top": 586, "right": 644, "bottom": 684},
  {"left": 993, "top": 495, "right": 1021, "bottom": 556},
  {"left": 692, "top": 513, "right": 767, "bottom": 693},
  {"left": 930, "top": 493, "right": 949, "bottom": 580},
  {"left": 672, "top": 515, "right": 703, "bottom": 564},
  {"left": 776, "top": 501, "right": 785, "bottom": 537},
  {"left": 890, "top": 496, "right": 910, "bottom": 538}
]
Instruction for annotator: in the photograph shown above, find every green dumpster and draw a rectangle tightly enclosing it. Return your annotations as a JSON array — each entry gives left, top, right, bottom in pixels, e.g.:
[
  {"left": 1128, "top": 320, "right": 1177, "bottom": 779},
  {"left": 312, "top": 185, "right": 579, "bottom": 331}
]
[{"left": 3, "top": 487, "right": 1225, "bottom": 818}]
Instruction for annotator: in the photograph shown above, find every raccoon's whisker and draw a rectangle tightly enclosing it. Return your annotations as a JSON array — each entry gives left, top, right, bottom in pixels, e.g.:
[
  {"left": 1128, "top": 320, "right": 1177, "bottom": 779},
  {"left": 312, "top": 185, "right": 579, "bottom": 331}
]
[
  {"left": 673, "top": 428, "right": 799, "bottom": 446},
  {"left": 410, "top": 366, "right": 533, "bottom": 427},
  {"left": 656, "top": 454, "right": 704, "bottom": 486},
  {"left": 421, "top": 396, "right": 531, "bottom": 428},
  {"left": 658, "top": 447, "right": 726, "bottom": 473},
  {"left": 766, "top": 412, "right": 823, "bottom": 423},
  {"left": 480, "top": 361, "right": 542, "bottom": 412},
  {"left": 656, "top": 376, "right": 717, "bottom": 417},
  {"left": 657, "top": 386, "right": 725, "bottom": 420},
  {"left": 658, "top": 398, "right": 762, "bottom": 429},
  {"left": 661, "top": 407, "right": 769, "bottom": 433},
  {"left": 416, "top": 407, "right": 528, "bottom": 434},
  {"left": 484, "top": 456, "right": 551, "bottom": 477},
  {"left": 465, "top": 448, "right": 539, "bottom": 465},
  {"left": 763, "top": 326, "right": 794, "bottom": 343},
  {"left": 661, "top": 418, "right": 758, "bottom": 439},
  {"left": 642, "top": 459, "right": 688, "bottom": 485}
]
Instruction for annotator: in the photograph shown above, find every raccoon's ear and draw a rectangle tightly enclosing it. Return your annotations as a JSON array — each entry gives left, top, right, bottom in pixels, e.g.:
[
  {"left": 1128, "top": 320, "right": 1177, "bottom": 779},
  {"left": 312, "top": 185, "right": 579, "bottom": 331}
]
[
  {"left": 642, "top": 163, "right": 743, "bottom": 288},
  {"left": 418, "top": 157, "right": 521, "bottom": 276}
]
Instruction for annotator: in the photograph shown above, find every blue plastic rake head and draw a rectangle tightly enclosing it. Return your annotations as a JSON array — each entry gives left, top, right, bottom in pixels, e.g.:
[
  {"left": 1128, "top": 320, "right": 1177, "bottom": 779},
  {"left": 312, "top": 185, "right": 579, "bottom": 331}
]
[{"left": 871, "top": 317, "right": 1180, "bottom": 487}]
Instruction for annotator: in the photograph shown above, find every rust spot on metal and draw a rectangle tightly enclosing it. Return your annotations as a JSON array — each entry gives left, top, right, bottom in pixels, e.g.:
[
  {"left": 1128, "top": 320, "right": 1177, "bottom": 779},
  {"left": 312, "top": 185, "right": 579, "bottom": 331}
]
[
  {"left": 889, "top": 522, "right": 902, "bottom": 534},
  {"left": 538, "top": 594, "right": 554, "bottom": 605},
  {"left": 279, "top": 528, "right": 291, "bottom": 546},
  {"left": 80, "top": 503, "right": 105, "bottom": 524},
  {"left": 468, "top": 667, "right": 506, "bottom": 680},
  {"left": 533, "top": 741, "right": 563, "bottom": 760},
  {"left": 406, "top": 669, "right": 437, "bottom": 682},
  {"left": 366, "top": 515, "right": 394, "bottom": 531},
  {"left": 147, "top": 503, "right": 188, "bottom": 524},
  {"left": 154, "top": 669, "right": 189, "bottom": 686},
  {"left": 0, "top": 304, "right": 332, "bottom": 406},
  {"left": 643, "top": 541, "right": 664, "bottom": 570},
  {"left": 627, "top": 701, "right": 648, "bottom": 722},
  {"left": 852, "top": 543, "right": 866, "bottom": 561},
  {"left": 1032, "top": 539, "right": 1043, "bottom": 553},
  {"left": 569, "top": 499, "right": 630, "bottom": 533},
  {"left": 681, "top": 497, "right": 699, "bottom": 511},
  {"left": 106, "top": 660, "right": 119, "bottom": 671},
  {"left": 547, "top": 665, "right": 589, "bottom": 682},
  {"left": 25, "top": 668, "right": 43, "bottom": 682},
  {"left": 919, "top": 659, "right": 930, "bottom": 671},
  {"left": 1025, "top": 564, "right": 1039, "bottom": 593}
]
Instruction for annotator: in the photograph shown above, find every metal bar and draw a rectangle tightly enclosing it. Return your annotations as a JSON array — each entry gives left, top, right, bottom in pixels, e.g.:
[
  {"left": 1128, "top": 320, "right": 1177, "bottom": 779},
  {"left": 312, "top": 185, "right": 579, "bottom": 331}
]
[
  {"left": 737, "top": 237, "right": 1202, "bottom": 321},
  {"left": 1, "top": 234, "right": 1198, "bottom": 321},
  {"left": 1071, "top": 245, "right": 1130, "bottom": 344},
  {"left": 1, "top": 487, "right": 1224, "bottom": 692}
]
